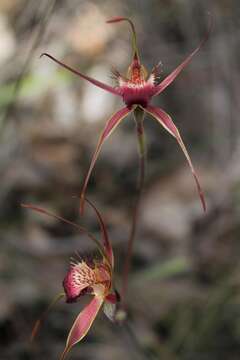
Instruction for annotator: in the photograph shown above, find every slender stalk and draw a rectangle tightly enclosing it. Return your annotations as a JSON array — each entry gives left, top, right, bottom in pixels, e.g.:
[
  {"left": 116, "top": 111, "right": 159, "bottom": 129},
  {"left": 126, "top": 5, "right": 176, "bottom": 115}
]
[
  {"left": 122, "top": 107, "right": 146, "bottom": 303},
  {"left": 116, "top": 320, "right": 158, "bottom": 360}
]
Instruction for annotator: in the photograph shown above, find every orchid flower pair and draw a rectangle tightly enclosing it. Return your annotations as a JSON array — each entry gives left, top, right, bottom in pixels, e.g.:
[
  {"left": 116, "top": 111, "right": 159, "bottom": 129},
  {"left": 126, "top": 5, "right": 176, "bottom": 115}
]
[
  {"left": 25, "top": 15, "right": 211, "bottom": 359},
  {"left": 41, "top": 16, "right": 210, "bottom": 212},
  {"left": 23, "top": 200, "right": 118, "bottom": 360}
]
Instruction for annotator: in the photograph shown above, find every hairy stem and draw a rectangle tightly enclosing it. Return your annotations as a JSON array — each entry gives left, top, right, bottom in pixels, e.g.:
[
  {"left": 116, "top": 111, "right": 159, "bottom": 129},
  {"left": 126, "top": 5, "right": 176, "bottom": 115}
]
[{"left": 122, "top": 107, "right": 146, "bottom": 303}]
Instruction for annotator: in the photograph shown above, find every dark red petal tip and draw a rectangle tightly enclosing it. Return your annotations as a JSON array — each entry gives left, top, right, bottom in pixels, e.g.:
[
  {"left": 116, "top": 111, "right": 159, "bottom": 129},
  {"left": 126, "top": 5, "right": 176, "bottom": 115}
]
[
  {"left": 106, "top": 17, "right": 139, "bottom": 60},
  {"left": 40, "top": 52, "right": 47, "bottom": 58},
  {"left": 106, "top": 16, "right": 129, "bottom": 23}
]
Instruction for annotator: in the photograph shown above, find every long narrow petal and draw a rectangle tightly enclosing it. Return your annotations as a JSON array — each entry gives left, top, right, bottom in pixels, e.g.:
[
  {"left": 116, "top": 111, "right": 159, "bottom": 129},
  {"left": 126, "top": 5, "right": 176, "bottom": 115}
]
[
  {"left": 145, "top": 105, "right": 206, "bottom": 212},
  {"left": 80, "top": 106, "right": 133, "bottom": 214},
  {"left": 21, "top": 204, "right": 107, "bottom": 260},
  {"left": 41, "top": 53, "right": 120, "bottom": 96},
  {"left": 153, "top": 17, "right": 212, "bottom": 96},
  {"left": 85, "top": 199, "right": 114, "bottom": 267},
  {"left": 60, "top": 296, "right": 103, "bottom": 360},
  {"left": 30, "top": 292, "right": 65, "bottom": 342}
]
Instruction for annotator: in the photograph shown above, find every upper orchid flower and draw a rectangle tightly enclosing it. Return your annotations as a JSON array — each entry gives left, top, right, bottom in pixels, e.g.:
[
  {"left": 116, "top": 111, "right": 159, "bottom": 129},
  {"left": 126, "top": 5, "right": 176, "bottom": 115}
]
[
  {"left": 41, "top": 16, "right": 211, "bottom": 212},
  {"left": 22, "top": 200, "right": 118, "bottom": 360}
]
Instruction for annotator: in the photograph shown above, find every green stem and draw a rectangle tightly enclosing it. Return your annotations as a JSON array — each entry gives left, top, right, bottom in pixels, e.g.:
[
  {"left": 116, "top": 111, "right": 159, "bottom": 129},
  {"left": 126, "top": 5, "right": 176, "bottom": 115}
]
[{"left": 122, "top": 107, "right": 146, "bottom": 304}]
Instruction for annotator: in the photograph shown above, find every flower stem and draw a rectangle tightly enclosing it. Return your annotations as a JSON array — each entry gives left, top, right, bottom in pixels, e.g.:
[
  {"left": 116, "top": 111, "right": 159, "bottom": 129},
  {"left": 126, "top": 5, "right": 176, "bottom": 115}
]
[
  {"left": 122, "top": 107, "right": 146, "bottom": 303},
  {"left": 122, "top": 321, "right": 159, "bottom": 360}
]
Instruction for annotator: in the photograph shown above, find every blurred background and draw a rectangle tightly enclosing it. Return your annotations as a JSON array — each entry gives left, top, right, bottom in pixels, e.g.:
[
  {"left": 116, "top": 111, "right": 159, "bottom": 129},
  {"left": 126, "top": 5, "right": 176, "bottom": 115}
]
[{"left": 0, "top": 0, "right": 240, "bottom": 359}]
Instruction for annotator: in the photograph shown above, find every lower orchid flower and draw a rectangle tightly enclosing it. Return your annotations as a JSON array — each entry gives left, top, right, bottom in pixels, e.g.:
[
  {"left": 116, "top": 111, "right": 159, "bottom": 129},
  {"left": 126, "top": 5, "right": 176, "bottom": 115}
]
[
  {"left": 22, "top": 200, "right": 118, "bottom": 360},
  {"left": 40, "top": 16, "right": 212, "bottom": 213}
]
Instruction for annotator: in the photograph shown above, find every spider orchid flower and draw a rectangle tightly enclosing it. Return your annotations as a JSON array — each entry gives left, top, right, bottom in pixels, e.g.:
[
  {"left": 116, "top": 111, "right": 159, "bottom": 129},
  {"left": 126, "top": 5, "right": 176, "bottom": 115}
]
[
  {"left": 41, "top": 16, "right": 211, "bottom": 212},
  {"left": 22, "top": 200, "right": 118, "bottom": 360}
]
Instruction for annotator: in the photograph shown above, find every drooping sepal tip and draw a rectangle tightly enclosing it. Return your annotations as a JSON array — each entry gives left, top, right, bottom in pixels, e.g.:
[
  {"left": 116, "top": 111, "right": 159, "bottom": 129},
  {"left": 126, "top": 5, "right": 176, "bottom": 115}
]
[
  {"left": 193, "top": 173, "right": 207, "bottom": 212},
  {"left": 106, "top": 16, "right": 140, "bottom": 61},
  {"left": 30, "top": 293, "right": 65, "bottom": 343},
  {"left": 21, "top": 203, "right": 107, "bottom": 261},
  {"left": 30, "top": 319, "right": 41, "bottom": 343}
]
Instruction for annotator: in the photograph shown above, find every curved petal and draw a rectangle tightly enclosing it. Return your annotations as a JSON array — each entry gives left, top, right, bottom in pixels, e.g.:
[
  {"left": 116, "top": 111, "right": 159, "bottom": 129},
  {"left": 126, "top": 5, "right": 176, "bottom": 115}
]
[
  {"left": 145, "top": 105, "right": 206, "bottom": 212},
  {"left": 80, "top": 106, "right": 133, "bottom": 214},
  {"left": 60, "top": 296, "right": 104, "bottom": 360},
  {"left": 30, "top": 293, "right": 65, "bottom": 342},
  {"left": 85, "top": 199, "right": 114, "bottom": 268},
  {"left": 21, "top": 204, "right": 107, "bottom": 260},
  {"left": 153, "top": 17, "right": 212, "bottom": 96},
  {"left": 41, "top": 53, "right": 120, "bottom": 96},
  {"left": 106, "top": 17, "right": 140, "bottom": 61}
]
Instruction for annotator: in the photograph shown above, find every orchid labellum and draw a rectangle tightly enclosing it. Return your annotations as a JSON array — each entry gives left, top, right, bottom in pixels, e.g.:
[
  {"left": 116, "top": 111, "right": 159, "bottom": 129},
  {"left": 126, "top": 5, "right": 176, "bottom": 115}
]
[
  {"left": 22, "top": 200, "right": 118, "bottom": 360},
  {"left": 41, "top": 17, "right": 211, "bottom": 212}
]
